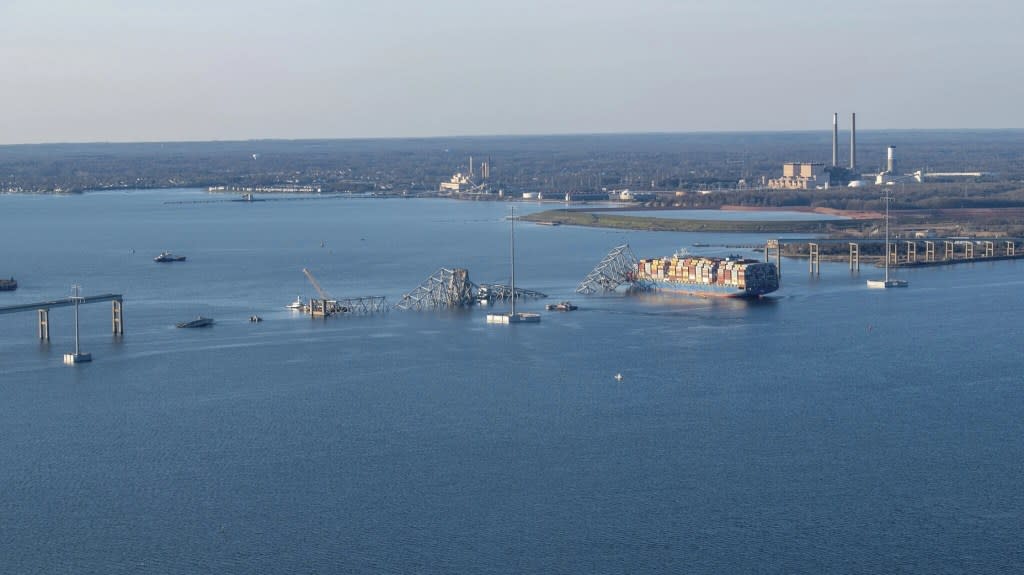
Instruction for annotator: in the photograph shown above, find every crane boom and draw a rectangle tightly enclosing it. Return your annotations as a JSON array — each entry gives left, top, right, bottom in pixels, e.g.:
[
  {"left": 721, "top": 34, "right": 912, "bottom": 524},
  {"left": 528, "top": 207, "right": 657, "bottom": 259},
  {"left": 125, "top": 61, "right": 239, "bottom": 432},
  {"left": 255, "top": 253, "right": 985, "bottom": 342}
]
[{"left": 302, "top": 268, "right": 331, "bottom": 300}]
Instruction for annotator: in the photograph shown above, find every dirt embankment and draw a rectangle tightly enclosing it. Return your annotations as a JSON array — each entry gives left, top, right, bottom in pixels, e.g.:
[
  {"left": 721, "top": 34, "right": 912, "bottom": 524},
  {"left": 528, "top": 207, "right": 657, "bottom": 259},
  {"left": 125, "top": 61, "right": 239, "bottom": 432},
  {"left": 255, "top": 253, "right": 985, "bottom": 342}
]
[{"left": 719, "top": 205, "right": 882, "bottom": 220}]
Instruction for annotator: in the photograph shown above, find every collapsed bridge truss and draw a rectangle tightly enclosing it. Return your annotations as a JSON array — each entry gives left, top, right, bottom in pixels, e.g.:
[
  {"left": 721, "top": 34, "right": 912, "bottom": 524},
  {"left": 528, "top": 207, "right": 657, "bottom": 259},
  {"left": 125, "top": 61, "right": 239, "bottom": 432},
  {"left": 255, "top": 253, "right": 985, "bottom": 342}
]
[{"left": 575, "top": 244, "right": 641, "bottom": 294}]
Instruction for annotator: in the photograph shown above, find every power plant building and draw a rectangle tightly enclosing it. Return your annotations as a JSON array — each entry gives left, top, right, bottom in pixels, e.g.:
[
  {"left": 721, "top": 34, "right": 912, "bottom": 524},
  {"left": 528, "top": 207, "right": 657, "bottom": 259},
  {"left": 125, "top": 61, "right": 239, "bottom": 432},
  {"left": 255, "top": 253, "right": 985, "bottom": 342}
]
[{"left": 768, "top": 163, "right": 829, "bottom": 190}]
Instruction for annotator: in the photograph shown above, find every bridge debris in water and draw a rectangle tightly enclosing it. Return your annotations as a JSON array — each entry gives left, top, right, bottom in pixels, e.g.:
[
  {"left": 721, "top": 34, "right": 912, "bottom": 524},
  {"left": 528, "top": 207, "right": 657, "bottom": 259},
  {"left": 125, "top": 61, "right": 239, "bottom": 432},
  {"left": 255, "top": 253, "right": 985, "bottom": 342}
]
[
  {"left": 576, "top": 244, "right": 640, "bottom": 294},
  {"left": 395, "top": 268, "right": 546, "bottom": 310}
]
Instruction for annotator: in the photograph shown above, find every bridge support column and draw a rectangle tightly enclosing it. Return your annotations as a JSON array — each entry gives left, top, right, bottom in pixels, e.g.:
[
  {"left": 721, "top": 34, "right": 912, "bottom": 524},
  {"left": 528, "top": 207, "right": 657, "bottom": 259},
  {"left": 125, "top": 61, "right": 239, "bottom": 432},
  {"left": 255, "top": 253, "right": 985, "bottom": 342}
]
[
  {"left": 944, "top": 240, "right": 955, "bottom": 260},
  {"left": 765, "top": 239, "right": 781, "bottom": 286},
  {"left": 984, "top": 241, "right": 994, "bottom": 258},
  {"left": 112, "top": 300, "right": 124, "bottom": 335},
  {"left": 964, "top": 242, "right": 974, "bottom": 259},
  {"left": 905, "top": 241, "right": 916, "bottom": 263},
  {"left": 1007, "top": 241, "right": 1015, "bottom": 257},
  {"left": 808, "top": 243, "right": 819, "bottom": 276},
  {"left": 925, "top": 241, "right": 936, "bottom": 262},
  {"left": 888, "top": 243, "right": 898, "bottom": 266},
  {"left": 849, "top": 243, "right": 859, "bottom": 271},
  {"left": 38, "top": 308, "right": 49, "bottom": 341}
]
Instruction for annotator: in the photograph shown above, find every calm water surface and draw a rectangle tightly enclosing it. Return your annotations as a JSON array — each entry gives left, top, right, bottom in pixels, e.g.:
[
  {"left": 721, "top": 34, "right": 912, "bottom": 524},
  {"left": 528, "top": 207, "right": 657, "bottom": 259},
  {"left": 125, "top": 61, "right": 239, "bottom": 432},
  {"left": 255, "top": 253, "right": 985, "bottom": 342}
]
[{"left": 1, "top": 190, "right": 1022, "bottom": 573}]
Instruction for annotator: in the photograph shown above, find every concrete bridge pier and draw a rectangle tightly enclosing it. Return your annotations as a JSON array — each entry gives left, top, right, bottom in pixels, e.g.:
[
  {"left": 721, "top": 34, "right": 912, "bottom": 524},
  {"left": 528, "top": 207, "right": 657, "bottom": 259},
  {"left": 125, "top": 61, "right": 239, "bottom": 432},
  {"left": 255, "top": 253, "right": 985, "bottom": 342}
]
[
  {"left": 38, "top": 309, "right": 49, "bottom": 340},
  {"left": 925, "top": 241, "right": 936, "bottom": 262},
  {"left": 808, "top": 243, "right": 820, "bottom": 276},
  {"left": 944, "top": 241, "right": 955, "bottom": 260},
  {"left": 765, "top": 240, "right": 782, "bottom": 286},
  {"left": 905, "top": 241, "right": 917, "bottom": 263},
  {"left": 849, "top": 243, "right": 859, "bottom": 271},
  {"left": 112, "top": 300, "right": 124, "bottom": 335},
  {"left": 1007, "top": 241, "right": 1015, "bottom": 257}
]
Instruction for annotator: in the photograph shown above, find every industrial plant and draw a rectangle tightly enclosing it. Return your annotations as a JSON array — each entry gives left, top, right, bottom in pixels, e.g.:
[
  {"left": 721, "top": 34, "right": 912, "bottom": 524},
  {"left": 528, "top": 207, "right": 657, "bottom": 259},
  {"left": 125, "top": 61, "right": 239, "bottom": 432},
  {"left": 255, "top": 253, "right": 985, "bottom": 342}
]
[{"left": 769, "top": 112, "right": 989, "bottom": 190}]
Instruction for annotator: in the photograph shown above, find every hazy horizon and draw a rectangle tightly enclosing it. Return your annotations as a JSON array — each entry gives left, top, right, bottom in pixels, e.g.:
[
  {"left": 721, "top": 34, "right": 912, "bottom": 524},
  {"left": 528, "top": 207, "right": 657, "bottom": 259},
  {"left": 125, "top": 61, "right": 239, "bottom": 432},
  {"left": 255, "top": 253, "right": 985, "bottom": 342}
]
[
  {"left": 5, "top": 126, "right": 1024, "bottom": 149},
  {"left": 2, "top": 0, "right": 1021, "bottom": 145}
]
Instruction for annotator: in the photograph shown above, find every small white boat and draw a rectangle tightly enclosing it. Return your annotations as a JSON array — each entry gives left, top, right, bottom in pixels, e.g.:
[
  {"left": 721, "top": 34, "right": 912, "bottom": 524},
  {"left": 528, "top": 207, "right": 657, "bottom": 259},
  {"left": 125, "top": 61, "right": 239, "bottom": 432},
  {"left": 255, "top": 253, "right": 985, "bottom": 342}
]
[{"left": 286, "top": 296, "right": 305, "bottom": 310}]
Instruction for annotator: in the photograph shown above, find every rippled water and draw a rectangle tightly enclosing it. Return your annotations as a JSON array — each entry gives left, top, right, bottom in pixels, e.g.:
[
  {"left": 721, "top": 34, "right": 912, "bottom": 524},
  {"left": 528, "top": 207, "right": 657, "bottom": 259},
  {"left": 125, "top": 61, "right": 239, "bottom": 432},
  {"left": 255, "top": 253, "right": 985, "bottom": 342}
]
[{"left": 1, "top": 190, "right": 1022, "bottom": 573}]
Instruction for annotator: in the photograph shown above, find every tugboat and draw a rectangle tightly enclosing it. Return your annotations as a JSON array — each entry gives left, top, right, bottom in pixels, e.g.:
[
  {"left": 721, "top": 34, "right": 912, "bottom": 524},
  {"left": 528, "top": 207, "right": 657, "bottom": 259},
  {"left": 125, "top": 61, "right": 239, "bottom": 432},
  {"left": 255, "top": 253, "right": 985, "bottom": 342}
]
[
  {"left": 545, "top": 301, "right": 578, "bottom": 311},
  {"left": 0, "top": 277, "right": 16, "bottom": 291},
  {"left": 176, "top": 316, "right": 214, "bottom": 328},
  {"left": 154, "top": 251, "right": 187, "bottom": 262}
]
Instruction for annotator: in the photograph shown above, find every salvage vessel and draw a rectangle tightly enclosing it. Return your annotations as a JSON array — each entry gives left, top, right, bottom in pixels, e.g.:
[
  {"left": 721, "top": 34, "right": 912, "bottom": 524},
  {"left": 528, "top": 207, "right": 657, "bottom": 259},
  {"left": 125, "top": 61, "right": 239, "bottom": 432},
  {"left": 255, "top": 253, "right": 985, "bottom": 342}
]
[
  {"left": 633, "top": 255, "right": 778, "bottom": 297},
  {"left": 154, "top": 251, "right": 186, "bottom": 262},
  {"left": 176, "top": 316, "right": 214, "bottom": 328}
]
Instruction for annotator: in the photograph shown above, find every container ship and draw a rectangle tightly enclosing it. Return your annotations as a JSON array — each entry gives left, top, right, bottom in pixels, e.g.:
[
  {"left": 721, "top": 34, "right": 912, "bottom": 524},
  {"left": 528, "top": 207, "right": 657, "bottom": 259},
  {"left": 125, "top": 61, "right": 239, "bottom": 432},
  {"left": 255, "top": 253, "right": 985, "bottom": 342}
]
[{"left": 633, "top": 255, "right": 778, "bottom": 297}]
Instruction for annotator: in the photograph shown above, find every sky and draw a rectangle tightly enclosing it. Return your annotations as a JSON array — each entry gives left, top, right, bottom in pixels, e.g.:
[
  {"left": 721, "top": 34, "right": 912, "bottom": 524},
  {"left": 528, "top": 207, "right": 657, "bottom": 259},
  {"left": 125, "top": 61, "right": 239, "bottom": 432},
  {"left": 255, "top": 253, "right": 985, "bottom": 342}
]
[{"left": 1, "top": 0, "right": 1021, "bottom": 144}]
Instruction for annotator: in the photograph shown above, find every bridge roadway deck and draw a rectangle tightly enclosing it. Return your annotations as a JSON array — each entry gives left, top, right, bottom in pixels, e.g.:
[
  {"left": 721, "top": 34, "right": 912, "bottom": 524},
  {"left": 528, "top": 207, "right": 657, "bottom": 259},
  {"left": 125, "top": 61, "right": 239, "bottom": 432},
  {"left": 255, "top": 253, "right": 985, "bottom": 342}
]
[
  {"left": 777, "top": 236, "right": 1024, "bottom": 244},
  {"left": 0, "top": 294, "right": 123, "bottom": 315}
]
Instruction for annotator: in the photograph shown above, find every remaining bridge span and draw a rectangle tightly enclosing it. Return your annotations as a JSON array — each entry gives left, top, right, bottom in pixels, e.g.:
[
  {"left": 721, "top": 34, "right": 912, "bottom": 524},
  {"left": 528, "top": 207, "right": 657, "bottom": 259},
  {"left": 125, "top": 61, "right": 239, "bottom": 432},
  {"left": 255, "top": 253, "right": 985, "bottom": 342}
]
[{"left": 0, "top": 293, "right": 123, "bottom": 339}]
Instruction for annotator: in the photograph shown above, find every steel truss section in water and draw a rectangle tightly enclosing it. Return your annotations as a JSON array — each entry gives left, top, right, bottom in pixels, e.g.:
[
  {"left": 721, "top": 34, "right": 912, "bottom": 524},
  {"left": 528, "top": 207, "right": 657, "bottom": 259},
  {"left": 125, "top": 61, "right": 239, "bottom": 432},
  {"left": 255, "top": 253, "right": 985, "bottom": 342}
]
[
  {"left": 476, "top": 283, "right": 547, "bottom": 303},
  {"left": 336, "top": 296, "right": 389, "bottom": 315},
  {"left": 576, "top": 244, "right": 641, "bottom": 294},
  {"left": 395, "top": 268, "right": 478, "bottom": 310}
]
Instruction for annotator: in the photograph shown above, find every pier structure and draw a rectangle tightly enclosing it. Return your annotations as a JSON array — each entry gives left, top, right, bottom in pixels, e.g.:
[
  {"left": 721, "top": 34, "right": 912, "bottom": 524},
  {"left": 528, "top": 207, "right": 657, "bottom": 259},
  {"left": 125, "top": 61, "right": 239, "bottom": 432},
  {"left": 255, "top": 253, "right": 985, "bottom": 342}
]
[
  {"left": 771, "top": 236, "right": 1024, "bottom": 272},
  {"left": 765, "top": 239, "right": 782, "bottom": 285},
  {"left": 0, "top": 293, "right": 123, "bottom": 340},
  {"left": 925, "top": 241, "right": 936, "bottom": 262}
]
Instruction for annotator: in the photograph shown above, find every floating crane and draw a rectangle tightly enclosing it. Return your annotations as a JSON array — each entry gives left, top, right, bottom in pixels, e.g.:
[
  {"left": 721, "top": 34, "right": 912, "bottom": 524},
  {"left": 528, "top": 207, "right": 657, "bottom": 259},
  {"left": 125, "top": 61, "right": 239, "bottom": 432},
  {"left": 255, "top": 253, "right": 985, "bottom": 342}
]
[{"left": 300, "top": 268, "right": 388, "bottom": 317}]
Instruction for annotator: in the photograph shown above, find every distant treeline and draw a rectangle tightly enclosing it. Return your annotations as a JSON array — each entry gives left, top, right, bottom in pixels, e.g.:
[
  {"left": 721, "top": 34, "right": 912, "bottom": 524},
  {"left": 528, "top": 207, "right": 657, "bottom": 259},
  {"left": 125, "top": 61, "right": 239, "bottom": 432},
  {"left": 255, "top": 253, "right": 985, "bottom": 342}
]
[{"left": 2, "top": 131, "right": 1024, "bottom": 198}]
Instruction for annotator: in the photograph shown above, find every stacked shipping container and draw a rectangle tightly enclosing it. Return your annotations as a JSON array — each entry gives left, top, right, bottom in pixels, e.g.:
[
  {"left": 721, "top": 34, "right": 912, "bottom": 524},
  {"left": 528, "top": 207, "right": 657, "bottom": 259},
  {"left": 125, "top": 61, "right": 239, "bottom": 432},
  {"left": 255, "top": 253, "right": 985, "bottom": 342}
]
[{"left": 634, "top": 256, "right": 778, "bottom": 297}]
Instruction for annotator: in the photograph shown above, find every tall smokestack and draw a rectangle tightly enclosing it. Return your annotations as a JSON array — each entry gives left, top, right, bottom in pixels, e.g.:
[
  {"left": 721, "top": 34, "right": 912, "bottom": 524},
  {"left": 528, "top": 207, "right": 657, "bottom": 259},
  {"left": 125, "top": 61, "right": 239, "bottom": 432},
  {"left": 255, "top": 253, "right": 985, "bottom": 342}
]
[
  {"left": 469, "top": 156, "right": 474, "bottom": 178},
  {"left": 850, "top": 112, "right": 857, "bottom": 171},
  {"left": 832, "top": 113, "right": 838, "bottom": 167},
  {"left": 887, "top": 146, "right": 896, "bottom": 174}
]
